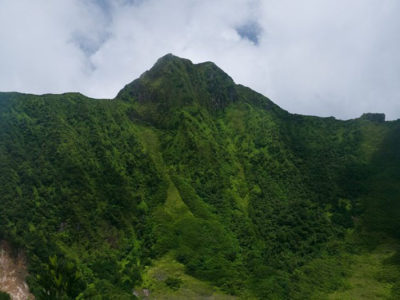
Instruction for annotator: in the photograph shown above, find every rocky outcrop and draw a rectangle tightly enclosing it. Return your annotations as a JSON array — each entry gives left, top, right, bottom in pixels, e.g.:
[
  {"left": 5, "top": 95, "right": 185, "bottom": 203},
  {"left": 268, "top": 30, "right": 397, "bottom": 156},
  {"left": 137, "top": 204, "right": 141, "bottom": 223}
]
[{"left": 0, "top": 241, "right": 34, "bottom": 300}]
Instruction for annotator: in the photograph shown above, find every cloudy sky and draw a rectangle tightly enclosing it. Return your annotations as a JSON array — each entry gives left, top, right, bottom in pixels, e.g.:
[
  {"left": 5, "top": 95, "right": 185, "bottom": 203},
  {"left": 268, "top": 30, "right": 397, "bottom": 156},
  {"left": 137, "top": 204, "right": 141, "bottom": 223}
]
[{"left": 0, "top": 0, "right": 399, "bottom": 120}]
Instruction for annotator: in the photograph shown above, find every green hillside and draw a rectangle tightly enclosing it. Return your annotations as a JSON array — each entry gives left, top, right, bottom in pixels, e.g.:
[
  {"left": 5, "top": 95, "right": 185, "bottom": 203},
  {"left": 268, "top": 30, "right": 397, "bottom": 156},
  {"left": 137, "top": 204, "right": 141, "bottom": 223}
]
[{"left": 0, "top": 54, "right": 399, "bottom": 299}]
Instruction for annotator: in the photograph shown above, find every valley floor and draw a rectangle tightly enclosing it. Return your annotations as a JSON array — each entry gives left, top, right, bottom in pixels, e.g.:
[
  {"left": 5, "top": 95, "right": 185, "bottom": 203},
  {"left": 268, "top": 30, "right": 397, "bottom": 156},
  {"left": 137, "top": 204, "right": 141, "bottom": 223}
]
[
  {"left": 327, "top": 237, "right": 399, "bottom": 300},
  {"left": 133, "top": 233, "right": 400, "bottom": 300}
]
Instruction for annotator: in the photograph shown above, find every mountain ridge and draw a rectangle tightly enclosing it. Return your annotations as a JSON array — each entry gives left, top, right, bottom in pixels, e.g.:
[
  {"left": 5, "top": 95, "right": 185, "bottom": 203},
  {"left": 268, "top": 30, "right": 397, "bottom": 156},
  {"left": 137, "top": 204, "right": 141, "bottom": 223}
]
[{"left": 0, "top": 54, "right": 392, "bottom": 122}]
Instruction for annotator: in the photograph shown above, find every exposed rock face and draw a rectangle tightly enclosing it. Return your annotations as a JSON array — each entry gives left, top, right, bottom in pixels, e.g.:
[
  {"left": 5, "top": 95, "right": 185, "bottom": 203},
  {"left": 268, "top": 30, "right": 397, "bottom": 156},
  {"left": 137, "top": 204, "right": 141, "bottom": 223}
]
[
  {"left": 0, "top": 241, "right": 34, "bottom": 300},
  {"left": 361, "top": 113, "right": 386, "bottom": 123}
]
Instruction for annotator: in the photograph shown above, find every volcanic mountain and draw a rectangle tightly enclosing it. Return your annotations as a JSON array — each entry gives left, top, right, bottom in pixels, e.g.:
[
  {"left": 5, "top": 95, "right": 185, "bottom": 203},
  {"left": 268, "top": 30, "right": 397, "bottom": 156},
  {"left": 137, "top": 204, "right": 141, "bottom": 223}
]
[{"left": 0, "top": 54, "right": 399, "bottom": 299}]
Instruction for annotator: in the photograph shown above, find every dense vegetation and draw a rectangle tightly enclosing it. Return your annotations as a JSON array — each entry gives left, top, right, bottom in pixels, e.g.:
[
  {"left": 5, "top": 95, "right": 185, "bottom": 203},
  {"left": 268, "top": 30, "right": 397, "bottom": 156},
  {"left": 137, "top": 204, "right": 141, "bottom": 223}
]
[{"left": 0, "top": 54, "right": 399, "bottom": 299}]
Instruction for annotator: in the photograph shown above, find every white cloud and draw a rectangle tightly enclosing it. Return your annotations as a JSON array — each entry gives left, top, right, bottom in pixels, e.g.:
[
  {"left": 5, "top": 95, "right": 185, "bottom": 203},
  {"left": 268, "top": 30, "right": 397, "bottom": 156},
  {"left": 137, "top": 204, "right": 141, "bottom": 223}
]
[{"left": 0, "top": 0, "right": 399, "bottom": 119}]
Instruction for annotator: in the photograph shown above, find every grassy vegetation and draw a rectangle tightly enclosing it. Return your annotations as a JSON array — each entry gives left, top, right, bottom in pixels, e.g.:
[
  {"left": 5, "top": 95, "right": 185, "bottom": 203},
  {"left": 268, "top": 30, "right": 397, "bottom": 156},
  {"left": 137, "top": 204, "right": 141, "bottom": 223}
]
[
  {"left": 327, "top": 235, "right": 400, "bottom": 299},
  {"left": 0, "top": 54, "right": 399, "bottom": 298},
  {"left": 136, "top": 253, "right": 236, "bottom": 299},
  {"left": 0, "top": 292, "right": 10, "bottom": 300}
]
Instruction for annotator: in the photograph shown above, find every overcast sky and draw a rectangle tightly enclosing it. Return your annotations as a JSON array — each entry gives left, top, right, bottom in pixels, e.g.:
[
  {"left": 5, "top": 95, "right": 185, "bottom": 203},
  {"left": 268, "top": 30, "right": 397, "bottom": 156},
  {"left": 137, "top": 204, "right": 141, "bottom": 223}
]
[{"left": 0, "top": 0, "right": 399, "bottom": 120}]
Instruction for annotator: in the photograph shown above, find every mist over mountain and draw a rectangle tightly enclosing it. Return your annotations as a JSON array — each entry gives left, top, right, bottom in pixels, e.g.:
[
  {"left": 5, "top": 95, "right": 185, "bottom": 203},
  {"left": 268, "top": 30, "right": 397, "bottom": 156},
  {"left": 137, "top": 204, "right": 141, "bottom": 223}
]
[{"left": 0, "top": 54, "right": 399, "bottom": 299}]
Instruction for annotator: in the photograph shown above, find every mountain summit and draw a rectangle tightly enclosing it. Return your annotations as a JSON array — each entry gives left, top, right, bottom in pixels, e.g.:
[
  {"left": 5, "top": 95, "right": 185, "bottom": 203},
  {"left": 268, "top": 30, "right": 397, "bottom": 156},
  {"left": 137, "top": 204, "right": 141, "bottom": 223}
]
[
  {"left": 117, "top": 54, "right": 282, "bottom": 127},
  {"left": 118, "top": 53, "right": 238, "bottom": 110}
]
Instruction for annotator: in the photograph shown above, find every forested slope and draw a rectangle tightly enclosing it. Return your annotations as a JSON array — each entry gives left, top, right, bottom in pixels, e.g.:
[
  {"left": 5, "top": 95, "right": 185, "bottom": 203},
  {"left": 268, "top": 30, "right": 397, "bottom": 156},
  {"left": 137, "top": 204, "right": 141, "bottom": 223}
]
[{"left": 0, "top": 54, "right": 398, "bottom": 299}]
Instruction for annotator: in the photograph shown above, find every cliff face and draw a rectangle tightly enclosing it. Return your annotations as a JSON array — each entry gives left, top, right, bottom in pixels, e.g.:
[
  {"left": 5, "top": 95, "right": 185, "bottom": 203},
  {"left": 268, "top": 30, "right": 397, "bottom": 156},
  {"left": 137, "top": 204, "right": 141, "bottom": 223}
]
[
  {"left": 0, "top": 241, "right": 34, "bottom": 300},
  {"left": 361, "top": 113, "right": 386, "bottom": 123},
  {"left": 0, "top": 55, "right": 399, "bottom": 299}
]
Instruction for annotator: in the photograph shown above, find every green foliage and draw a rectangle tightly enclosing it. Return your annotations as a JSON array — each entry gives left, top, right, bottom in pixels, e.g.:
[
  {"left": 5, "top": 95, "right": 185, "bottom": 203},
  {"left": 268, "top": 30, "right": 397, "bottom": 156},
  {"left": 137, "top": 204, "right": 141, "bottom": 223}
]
[
  {"left": 0, "top": 93, "right": 163, "bottom": 297},
  {"left": 0, "top": 292, "right": 11, "bottom": 300},
  {"left": 0, "top": 54, "right": 399, "bottom": 299},
  {"left": 34, "top": 255, "right": 84, "bottom": 299},
  {"left": 165, "top": 276, "right": 183, "bottom": 290}
]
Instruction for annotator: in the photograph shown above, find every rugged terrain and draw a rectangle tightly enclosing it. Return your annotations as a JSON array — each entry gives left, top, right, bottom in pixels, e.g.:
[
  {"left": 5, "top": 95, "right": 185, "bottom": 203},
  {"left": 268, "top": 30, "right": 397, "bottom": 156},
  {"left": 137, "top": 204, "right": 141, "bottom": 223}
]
[{"left": 0, "top": 54, "right": 399, "bottom": 299}]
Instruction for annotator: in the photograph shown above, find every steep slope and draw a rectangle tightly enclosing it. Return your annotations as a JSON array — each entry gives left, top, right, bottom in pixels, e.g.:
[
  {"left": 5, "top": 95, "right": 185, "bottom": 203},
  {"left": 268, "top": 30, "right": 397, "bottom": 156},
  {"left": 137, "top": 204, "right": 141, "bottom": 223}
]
[
  {"left": 0, "top": 54, "right": 399, "bottom": 299},
  {"left": 0, "top": 93, "right": 165, "bottom": 298}
]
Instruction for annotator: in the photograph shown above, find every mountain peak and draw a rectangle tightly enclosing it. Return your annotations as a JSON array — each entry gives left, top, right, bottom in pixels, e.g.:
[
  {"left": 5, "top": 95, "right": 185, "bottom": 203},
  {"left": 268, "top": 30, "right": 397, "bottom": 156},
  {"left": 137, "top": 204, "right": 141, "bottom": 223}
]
[
  {"left": 116, "top": 54, "right": 238, "bottom": 115},
  {"left": 142, "top": 53, "right": 196, "bottom": 81},
  {"left": 154, "top": 53, "right": 191, "bottom": 65}
]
